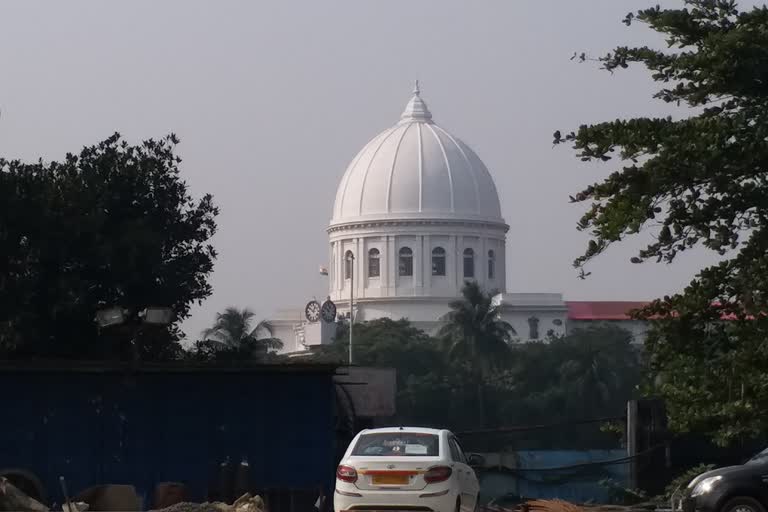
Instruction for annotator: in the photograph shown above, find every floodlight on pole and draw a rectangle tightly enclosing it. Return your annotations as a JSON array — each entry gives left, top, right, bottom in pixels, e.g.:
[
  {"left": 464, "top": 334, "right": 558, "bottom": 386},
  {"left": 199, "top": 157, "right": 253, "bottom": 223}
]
[
  {"left": 95, "top": 307, "right": 128, "bottom": 328},
  {"left": 139, "top": 307, "right": 174, "bottom": 326}
]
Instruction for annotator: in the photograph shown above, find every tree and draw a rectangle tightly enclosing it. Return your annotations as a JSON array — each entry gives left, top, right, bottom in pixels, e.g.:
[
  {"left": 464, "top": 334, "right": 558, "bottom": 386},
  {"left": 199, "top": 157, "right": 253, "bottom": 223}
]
[
  {"left": 484, "top": 325, "right": 641, "bottom": 449},
  {"left": 0, "top": 133, "right": 218, "bottom": 360},
  {"left": 312, "top": 318, "right": 475, "bottom": 428},
  {"left": 438, "top": 281, "right": 514, "bottom": 427},
  {"left": 193, "top": 306, "right": 283, "bottom": 360},
  {"left": 545, "top": 325, "right": 640, "bottom": 419},
  {"left": 312, "top": 317, "right": 641, "bottom": 439},
  {"left": 554, "top": 1, "right": 768, "bottom": 444}
]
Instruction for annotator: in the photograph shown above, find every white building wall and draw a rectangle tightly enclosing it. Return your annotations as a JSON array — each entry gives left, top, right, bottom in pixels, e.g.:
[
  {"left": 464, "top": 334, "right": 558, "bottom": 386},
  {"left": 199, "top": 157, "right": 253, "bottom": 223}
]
[{"left": 328, "top": 220, "right": 508, "bottom": 305}]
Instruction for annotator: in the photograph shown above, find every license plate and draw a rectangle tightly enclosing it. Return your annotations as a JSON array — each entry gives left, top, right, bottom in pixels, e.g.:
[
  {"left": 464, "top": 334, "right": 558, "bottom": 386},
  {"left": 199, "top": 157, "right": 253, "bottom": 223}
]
[{"left": 372, "top": 474, "right": 409, "bottom": 485}]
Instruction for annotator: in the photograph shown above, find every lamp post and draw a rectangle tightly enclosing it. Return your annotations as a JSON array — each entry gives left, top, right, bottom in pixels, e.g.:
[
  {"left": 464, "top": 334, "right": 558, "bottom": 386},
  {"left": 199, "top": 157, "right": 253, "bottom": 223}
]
[{"left": 346, "top": 252, "right": 355, "bottom": 366}]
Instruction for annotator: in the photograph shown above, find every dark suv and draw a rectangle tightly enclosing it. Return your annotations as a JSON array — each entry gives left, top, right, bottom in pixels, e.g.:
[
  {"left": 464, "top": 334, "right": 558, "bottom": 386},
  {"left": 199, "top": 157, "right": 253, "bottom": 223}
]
[{"left": 683, "top": 448, "right": 768, "bottom": 512}]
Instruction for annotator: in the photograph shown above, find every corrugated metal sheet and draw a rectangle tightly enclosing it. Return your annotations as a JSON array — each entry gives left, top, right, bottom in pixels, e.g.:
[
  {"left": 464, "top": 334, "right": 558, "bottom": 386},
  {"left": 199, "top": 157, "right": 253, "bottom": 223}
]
[{"left": 0, "top": 368, "right": 337, "bottom": 506}]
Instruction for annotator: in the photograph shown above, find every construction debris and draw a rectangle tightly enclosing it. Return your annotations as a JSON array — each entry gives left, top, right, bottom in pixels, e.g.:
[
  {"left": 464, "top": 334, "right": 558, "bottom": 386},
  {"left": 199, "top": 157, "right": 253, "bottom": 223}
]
[
  {"left": 232, "top": 493, "right": 264, "bottom": 512},
  {"left": 153, "top": 483, "right": 187, "bottom": 510},
  {"left": 0, "top": 477, "right": 49, "bottom": 512},
  {"left": 61, "top": 503, "right": 89, "bottom": 512},
  {"left": 524, "top": 499, "right": 662, "bottom": 512},
  {"left": 74, "top": 484, "right": 141, "bottom": 511},
  {"left": 151, "top": 493, "right": 264, "bottom": 512},
  {"left": 527, "top": 499, "right": 587, "bottom": 512}
]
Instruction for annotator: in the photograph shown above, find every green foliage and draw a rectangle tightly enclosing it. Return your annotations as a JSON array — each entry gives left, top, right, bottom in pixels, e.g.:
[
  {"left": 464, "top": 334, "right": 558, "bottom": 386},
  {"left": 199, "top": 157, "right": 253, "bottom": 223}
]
[
  {"left": 555, "top": 1, "right": 768, "bottom": 444},
  {"left": 438, "top": 281, "right": 514, "bottom": 372},
  {"left": 439, "top": 281, "right": 514, "bottom": 426},
  {"left": 663, "top": 463, "right": 716, "bottom": 500},
  {"left": 312, "top": 307, "right": 641, "bottom": 436},
  {"left": 598, "top": 478, "right": 648, "bottom": 506},
  {"left": 312, "top": 317, "right": 462, "bottom": 426},
  {"left": 493, "top": 325, "right": 641, "bottom": 428},
  {"left": 188, "top": 306, "right": 284, "bottom": 362},
  {"left": 0, "top": 133, "right": 218, "bottom": 360}
]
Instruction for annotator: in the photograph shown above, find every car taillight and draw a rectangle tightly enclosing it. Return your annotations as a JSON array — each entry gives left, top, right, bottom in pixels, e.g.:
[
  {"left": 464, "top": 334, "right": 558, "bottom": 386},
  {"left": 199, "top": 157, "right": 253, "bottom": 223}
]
[
  {"left": 336, "top": 464, "right": 358, "bottom": 483},
  {"left": 424, "top": 466, "right": 452, "bottom": 483}
]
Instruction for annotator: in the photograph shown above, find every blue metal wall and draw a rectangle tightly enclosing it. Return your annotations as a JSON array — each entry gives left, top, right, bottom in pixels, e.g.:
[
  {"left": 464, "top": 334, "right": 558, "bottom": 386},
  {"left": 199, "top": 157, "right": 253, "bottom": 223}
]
[{"left": 0, "top": 370, "right": 336, "bottom": 505}]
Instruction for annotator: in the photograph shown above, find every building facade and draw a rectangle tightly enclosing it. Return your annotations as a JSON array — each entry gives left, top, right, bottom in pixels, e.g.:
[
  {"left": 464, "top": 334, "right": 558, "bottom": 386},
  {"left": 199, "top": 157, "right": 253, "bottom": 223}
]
[{"left": 270, "top": 85, "right": 649, "bottom": 355}]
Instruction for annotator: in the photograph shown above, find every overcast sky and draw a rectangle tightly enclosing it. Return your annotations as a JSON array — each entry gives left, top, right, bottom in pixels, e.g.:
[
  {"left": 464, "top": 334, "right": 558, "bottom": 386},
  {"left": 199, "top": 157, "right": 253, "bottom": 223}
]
[{"left": 1, "top": 1, "right": 744, "bottom": 339}]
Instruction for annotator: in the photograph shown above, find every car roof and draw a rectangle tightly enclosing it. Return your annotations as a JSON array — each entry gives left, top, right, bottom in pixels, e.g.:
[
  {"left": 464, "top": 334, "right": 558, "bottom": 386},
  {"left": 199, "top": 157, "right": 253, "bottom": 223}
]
[{"left": 358, "top": 427, "right": 448, "bottom": 436}]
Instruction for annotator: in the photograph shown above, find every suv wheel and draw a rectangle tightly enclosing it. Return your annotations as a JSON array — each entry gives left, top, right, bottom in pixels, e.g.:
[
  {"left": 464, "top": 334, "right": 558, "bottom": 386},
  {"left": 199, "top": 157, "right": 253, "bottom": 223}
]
[{"left": 722, "top": 497, "right": 767, "bottom": 512}]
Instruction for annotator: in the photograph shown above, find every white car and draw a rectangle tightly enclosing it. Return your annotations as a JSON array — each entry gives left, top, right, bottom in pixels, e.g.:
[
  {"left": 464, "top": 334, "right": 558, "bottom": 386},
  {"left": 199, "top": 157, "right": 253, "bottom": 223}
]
[{"left": 334, "top": 427, "right": 482, "bottom": 512}]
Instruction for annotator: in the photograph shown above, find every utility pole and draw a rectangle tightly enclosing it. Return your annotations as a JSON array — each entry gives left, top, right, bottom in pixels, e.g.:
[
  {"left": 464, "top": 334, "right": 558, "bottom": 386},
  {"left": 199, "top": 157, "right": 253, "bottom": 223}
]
[
  {"left": 627, "top": 400, "right": 638, "bottom": 490},
  {"left": 348, "top": 253, "right": 354, "bottom": 365}
]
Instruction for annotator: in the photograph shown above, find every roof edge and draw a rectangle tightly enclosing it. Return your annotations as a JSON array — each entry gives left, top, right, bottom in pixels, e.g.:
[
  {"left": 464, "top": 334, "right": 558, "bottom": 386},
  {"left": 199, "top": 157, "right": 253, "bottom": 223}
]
[{"left": 0, "top": 360, "right": 341, "bottom": 375}]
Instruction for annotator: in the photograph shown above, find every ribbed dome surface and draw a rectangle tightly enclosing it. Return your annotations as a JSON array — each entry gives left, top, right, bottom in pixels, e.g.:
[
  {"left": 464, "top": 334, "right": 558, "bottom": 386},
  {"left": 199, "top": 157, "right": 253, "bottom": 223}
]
[{"left": 330, "top": 84, "right": 504, "bottom": 225}]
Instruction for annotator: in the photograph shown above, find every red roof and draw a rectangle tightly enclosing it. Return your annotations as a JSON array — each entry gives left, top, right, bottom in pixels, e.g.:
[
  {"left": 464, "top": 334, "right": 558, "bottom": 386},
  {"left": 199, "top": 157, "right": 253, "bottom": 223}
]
[
  {"left": 566, "top": 300, "right": 761, "bottom": 321},
  {"left": 566, "top": 301, "right": 650, "bottom": 321}
]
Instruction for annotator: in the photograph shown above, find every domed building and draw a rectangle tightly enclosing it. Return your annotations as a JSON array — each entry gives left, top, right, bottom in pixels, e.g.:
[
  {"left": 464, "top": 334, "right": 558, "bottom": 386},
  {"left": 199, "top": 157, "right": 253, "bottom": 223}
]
[
  {"left": 269, "top": 84, "right": 651, "bottom": 354},
  {"left": 327, "top": 82, "right": 508, "bottom": 330}
]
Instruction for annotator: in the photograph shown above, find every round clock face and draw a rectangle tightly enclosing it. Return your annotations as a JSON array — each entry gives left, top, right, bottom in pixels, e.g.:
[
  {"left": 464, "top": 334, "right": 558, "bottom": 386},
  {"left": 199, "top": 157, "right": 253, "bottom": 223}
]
[
  {"left": 305, "top": 300, "right": 321, "bottom": 322},
  {"left": 320, "top": 300, "right": 337, "bottom": 323}
]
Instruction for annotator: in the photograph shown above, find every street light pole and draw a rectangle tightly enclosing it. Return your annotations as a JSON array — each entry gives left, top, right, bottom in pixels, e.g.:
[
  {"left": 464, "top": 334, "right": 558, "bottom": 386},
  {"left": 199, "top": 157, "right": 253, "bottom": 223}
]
[{"left": 348, "top": 253, "right": 355, "bottom": 366}]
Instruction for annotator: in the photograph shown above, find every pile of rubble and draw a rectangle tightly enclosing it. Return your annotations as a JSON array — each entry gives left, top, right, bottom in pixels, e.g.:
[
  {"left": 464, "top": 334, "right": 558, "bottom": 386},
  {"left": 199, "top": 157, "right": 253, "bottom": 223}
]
[
  {"left": 484, "top": 499, "right": 665, "bottom": 512},
  {"left": 524, "top": 499, "right": 661, "bottom": 512},
  {"left": 0, "top": 477, "right": 264, "bottom": 512},
  {"left": 152, "top": 493, "right": 265, "bottom": 512}
]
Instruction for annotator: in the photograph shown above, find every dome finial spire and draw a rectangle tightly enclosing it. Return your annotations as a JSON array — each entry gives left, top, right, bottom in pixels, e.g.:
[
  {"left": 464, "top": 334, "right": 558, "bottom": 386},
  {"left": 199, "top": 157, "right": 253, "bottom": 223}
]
[{"left": 401, "top": 80, "right": 432, "bottom": 123}]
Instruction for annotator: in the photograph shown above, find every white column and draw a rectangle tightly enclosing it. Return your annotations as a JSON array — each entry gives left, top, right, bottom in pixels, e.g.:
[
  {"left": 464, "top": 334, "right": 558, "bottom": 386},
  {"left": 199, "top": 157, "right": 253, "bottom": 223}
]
[
  {"left": 329, "top": 242, "right": 335, "bottom": 297},
  {"left": 382, "top": 236, "right": 389, "bottom": 296},
  {"left": 387, "top": 235, "right": 397, "bottom": 295},
  {"left": 481, "top": 237, "right": 488, "bottom": 289},
  {"left": 338, "top": 241, "right": 345, "bottom": 294},
  {"left": 449, "top": 235, "right": 458, "bottom": 295},
  {"left": 501, "top": 240, "right": 508, "bottom": 293},
  {"left": 423, "top": 234, "right": 431, "bottom": 295},
  {"left": 457, "top": 235, "right": 465, "bottom": 290},
  {"left": 356, "top": 237, "right": 364, "bottom": 298},
  {"left": 414, "top": 235, "right": 423, "bottom": 293}
]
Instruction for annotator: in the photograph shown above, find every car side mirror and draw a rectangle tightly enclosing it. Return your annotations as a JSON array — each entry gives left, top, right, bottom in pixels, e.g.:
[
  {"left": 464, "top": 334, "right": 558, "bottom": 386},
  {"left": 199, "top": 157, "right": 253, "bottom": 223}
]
[{"left": 467, "top": 453, "right": 485, "bottom": 467}]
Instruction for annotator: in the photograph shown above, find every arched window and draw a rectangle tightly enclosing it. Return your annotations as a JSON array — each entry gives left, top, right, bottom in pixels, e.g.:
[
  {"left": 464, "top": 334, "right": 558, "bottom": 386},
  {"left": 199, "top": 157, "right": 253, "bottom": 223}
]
[
  {"left": 368, "top": 248, "right": 380, "bottom": 278},
  {"left": 432, "top": 247, "right": 446, "bottom": 276},
  {"left": 344, "top": 250, "right": 354, "bottom": 280},
  {"left": 488, "top": 250, "right": 495, "bottom": 279},
  {"left": 528, "top": 316, "right": 540, "bottom": 340},
  {"left": 399, "top": 247, "right": 413, "bottom": 277},
  {"left": 463, "top": 248, "right": 475, "bottom": 278}
]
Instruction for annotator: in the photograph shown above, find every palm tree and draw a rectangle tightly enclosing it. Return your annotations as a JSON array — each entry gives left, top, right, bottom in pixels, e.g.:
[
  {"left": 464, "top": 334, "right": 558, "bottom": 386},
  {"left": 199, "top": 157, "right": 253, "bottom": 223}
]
[
  {"left": 438, "top": 281, "right": 515, "bottom": 427},
  {"left": 553, "top": 325, "right": 638, "bottom": 418},
  {"left": 201, "top": 307, "right": 283, "bottom": 354}
]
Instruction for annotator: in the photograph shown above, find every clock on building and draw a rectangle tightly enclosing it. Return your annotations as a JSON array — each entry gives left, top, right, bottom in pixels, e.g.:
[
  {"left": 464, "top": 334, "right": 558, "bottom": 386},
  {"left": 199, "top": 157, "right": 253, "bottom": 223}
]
[
  {"left": 320, "top": 300, "right": 337, "bottom": 323},
  {"left": 305, "top": 300, "right": 321, "bottom": 322}
]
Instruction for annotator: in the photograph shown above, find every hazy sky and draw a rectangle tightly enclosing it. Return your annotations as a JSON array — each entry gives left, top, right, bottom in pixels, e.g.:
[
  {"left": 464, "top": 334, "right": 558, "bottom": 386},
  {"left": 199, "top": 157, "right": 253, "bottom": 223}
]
[{"left": 1, "top": 1, "right": 740, "bottom": 339}]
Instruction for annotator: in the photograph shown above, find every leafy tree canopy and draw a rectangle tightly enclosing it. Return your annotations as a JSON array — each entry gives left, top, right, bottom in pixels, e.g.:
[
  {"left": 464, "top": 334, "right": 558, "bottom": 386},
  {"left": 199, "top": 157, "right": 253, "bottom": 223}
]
[
  {"left": 0, "top": 133, "right": 218, "bottom": 360},
  {"left": 495, "top": 325, "right": 641, "bottom": 424},
  {"left": 555, "top": 1, "right": 768, "bottom": 444},
  {"left": 313, "top": 314, "right": 640, "bottom": 441}
]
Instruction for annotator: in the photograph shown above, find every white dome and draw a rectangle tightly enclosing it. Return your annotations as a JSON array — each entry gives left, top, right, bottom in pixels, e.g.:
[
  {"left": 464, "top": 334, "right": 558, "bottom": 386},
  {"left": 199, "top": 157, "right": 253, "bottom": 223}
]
[{"left": 330, "top": 84, "right": 505, "bottom": 226}]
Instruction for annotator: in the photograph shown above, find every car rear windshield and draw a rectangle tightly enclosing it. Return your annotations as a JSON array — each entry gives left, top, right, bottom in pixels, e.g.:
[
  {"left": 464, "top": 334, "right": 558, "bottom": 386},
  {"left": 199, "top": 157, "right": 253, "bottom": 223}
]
[{"left": 352, "top": 432, "right": 440, "bottom": 457}]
